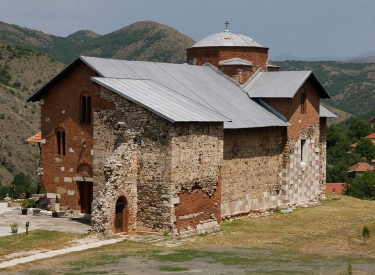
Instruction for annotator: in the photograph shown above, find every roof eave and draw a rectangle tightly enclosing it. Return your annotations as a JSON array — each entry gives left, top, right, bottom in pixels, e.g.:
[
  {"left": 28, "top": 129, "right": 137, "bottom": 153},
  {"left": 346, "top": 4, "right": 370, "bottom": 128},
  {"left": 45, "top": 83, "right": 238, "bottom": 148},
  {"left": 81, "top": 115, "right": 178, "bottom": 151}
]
[
  {"left": 27, "top": 56, "right": 105, "bottom": 102},
  {"left": 309, "top": 72, "right": 331, "bottom": 99},
  {"left": 27, "top": 57, "right": 84, "bottom": 102}
]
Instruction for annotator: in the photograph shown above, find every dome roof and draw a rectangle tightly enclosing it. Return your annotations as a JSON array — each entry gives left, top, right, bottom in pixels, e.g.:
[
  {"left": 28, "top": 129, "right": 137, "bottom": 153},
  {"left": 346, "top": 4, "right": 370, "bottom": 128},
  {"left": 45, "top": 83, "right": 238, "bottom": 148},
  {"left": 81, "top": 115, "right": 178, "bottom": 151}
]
[{"left": 190, "top": 30, "right": 266, "bottom": 48}]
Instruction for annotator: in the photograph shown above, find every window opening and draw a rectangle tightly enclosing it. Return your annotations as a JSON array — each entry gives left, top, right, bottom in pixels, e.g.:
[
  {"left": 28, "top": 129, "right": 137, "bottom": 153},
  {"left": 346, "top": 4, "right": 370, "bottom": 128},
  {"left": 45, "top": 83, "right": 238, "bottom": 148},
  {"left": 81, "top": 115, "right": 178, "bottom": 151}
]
[
  {"left": 301, "top": 89, "right": 306, "bottom": 114},
  {"left": 81, "top": 93, "right": 91, "bottom": 124},
  {"left": 56, "top": 128, "right": 66, "bottom": 155},
  {"left": 301, "top": 139, "right": 307, "bottom": 163}
]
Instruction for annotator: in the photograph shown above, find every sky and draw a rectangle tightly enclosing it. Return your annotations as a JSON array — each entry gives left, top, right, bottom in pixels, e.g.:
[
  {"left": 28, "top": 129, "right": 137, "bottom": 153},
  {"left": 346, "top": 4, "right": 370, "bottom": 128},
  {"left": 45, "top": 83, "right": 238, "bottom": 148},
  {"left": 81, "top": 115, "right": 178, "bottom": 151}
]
[{"left": 0, "top": 0, "right": 374, "bottom": 59}]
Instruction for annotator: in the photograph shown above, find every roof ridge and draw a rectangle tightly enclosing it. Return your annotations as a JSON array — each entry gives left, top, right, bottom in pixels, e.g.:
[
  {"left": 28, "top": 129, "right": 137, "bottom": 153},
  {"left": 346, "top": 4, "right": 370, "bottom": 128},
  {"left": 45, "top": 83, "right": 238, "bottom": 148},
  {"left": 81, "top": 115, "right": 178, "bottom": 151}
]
[
  {"left": 241, "top": 68, "right": 263, "bottom": 89},
  {"left": 203, "top": 63, "right": 242, "bottom": 88}
]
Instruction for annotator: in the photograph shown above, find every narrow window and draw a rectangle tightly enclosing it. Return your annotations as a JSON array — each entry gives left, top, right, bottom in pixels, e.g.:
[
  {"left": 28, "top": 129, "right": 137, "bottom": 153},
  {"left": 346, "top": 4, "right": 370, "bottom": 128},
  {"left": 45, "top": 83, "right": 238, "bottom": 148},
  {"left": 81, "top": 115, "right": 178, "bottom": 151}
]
[
  {"left": 301, "top": 89, "right": 306, "bottom": 114},
  {"left": 301, "top": 139, "right": 306, "bottom": 163},
  {"left": 81, "top": 96, "right": 86, "bottom": 123},
  {"left": 56, "top": 128, "right": 66, "bottom": 156},
  {"left": 87, "top": 96, "right": 91, "bottom": 124},
  {"left": 81, "top": 93, "right": 92, "bottom": 124}
]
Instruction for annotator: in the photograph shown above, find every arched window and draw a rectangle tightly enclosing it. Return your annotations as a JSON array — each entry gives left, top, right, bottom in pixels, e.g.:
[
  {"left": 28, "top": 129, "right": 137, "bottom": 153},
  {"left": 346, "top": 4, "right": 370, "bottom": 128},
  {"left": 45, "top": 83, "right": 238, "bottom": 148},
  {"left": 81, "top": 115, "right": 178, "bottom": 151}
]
[
  {"left": 301, "top": 88, "right": 307, "bottom": 114},
  {"left": 56, "top": 128, "right": 65, "bottom": 155},
  {"left": 80, "top": 92, "right": 92, "bottom": 124}
]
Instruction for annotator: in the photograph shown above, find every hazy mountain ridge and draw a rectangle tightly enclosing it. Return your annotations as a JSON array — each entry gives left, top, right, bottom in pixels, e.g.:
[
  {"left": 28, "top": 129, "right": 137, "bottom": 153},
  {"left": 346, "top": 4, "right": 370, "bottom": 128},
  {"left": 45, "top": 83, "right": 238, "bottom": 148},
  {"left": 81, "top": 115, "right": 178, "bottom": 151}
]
[
  {"left": 0, "top": 20, "right": 374, "bottom": 186},
  {"left": 273, "top": 60, "right": 375, "bottom": 116},
  {"left": 0, "top": 20, "right": 195, "bottom": 64},
  {"left": 272, "top": 51, "right": 375, "bottom": 62}
]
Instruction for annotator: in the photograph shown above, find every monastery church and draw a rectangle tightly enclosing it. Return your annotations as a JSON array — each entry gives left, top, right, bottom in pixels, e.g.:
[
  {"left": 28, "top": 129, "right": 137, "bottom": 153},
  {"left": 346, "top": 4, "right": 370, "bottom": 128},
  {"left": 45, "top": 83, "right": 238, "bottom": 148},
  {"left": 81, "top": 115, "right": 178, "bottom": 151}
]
[{"left": 28, "top": 25, "right": 336, "bottom": 236}]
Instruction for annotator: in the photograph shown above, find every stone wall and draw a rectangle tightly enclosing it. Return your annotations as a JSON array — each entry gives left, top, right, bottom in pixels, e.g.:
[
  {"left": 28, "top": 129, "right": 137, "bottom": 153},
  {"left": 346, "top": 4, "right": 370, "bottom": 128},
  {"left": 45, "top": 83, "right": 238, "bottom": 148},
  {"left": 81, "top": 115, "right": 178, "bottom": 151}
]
[
  {"left": 319, "top": 117, "right": 327, "bottom": 198},
  {"left": 172, "top": 123, "right": 223, "bottom": 236},
  {"left": 221, "top": 127, "right": 287, "bottom": 218},
  {"left": 91, "top": 85, "right": 223, "bottom": 235},
  {"left": 280, "top": 124, "right": 321, "bottom": 206}
]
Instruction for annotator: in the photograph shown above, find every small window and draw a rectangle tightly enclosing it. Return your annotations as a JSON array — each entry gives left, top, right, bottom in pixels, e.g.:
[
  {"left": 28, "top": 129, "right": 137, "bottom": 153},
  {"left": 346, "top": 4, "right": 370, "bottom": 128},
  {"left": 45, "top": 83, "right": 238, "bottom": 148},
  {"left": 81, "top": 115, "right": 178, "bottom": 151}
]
[
  {"left": 81, "top": 93, "right": 91, "bottom": 124},
  {"left": 301, "top": 89, "right": 306, "bottom": 114},
  {"left": 56, "top": 128, "right": 66, "bottom": 155},
  {"left": 301, "top": 139, "right": 307, "bottom": 163}
]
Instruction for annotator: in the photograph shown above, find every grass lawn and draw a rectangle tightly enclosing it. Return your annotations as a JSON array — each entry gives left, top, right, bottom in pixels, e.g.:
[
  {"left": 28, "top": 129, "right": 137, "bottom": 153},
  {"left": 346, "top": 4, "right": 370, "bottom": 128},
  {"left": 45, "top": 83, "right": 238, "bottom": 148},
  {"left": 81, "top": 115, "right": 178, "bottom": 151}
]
[
  {"left": 0, "top": 230, "right": 81, "bottom": 260},
  {"left": 2, "top": 194, "right": 375, "bottom": 274}
]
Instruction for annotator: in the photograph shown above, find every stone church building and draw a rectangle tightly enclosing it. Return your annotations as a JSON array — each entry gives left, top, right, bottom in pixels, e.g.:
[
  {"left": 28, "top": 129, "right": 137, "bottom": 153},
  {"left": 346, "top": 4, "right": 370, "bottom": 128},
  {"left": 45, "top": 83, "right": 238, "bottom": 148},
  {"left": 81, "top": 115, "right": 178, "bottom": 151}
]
[{"left": 28, "top": 28, "right": 336, "bottom": 236}]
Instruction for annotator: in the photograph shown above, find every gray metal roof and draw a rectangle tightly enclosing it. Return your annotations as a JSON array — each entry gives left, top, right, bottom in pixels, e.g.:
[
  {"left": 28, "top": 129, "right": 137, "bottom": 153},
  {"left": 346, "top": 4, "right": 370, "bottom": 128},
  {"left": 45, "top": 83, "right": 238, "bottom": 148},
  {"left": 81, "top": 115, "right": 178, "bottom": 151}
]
[
  {"left": 91, "top": 77, "right": 231, "bottom": 123},
  {"left": 320, "top": 105, "right": 338, "bottom": 118},
  {"left": 219, "top": 58, "right": 253, "bottom": 66},
  {"left": 82, "top": 56, "right": 289, "bottom": 129},
  {"left": 189, "top": 31, "right": 266, "bottom": 48},
  {"left": 243, "top": 71, "right": 330, "bottom": 99}
]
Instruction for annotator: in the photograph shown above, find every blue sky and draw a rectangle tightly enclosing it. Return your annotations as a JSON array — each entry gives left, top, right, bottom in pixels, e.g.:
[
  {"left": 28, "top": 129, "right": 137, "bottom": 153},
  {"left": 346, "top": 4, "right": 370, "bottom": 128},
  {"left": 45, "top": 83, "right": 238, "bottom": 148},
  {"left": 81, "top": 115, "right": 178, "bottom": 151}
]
[{"left": 1, "top": 0, "right": 374, "bottom": 59}]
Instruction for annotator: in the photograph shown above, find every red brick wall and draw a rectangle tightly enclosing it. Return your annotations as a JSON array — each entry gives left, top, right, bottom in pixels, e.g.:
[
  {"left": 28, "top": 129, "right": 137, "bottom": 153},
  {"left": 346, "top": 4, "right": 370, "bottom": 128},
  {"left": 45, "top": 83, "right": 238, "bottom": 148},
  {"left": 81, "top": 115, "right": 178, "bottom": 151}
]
[
  {"left": 263, "top": 81, "right": 320, "bottom": 141},
  {"left": 40, "top": 62, "right": 113, "bottom": 212},
  {"left": 175, "top": 180, "right": 221, "bottom": 231},
  {"left": 218, "top": 65, "right": 253, "bottom": 85},
  {"left": 325, "top": 183, "right": 346, "bottom": 194},
  {"left": 186, "top": 46, "right": 268, "bottom": 82}
]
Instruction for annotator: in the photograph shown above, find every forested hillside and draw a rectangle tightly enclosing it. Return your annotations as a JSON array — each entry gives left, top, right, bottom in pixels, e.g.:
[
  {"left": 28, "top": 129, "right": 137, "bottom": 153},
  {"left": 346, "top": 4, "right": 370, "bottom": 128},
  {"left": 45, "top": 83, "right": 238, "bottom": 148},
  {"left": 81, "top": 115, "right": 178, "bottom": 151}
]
[
  {"left": 0, "top": 20, "right": 194, "bottom": 64},
  {"left": 1, "top": 19, "right": 375, "bottom": 197},
  {"left": 273, "top": 61, "right": 375, "bottom": 116},
  {"left": 0, "top": 43, "right": 64, "bottom": 187}
]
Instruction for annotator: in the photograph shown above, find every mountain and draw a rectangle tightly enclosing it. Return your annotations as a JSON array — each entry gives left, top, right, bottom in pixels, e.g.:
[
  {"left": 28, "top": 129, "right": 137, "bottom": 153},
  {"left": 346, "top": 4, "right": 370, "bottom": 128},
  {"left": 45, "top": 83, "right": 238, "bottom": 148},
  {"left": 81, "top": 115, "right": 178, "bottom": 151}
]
[
  {"left": 0, "top": 20, "right": 195, "bottom": 64},
  {"left": 0, "top": 43, "right": 65, "bottom": 186},
  {"left": 0, "top": 19, "right": 374, "bottom": 187},
  {"left": 272, "top": 51, "right": 375, "bottom": 62},
  {"left": 272, "top": 60, "right": 375, "bottom": 116}
]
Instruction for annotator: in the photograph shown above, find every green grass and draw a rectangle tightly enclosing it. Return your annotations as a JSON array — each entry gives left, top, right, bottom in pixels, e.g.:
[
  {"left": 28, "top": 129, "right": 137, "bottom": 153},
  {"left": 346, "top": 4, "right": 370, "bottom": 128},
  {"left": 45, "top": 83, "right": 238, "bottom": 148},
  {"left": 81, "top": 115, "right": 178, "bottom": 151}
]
[
  {"left": 4, "top": 195, "right": 375, "bottom": 274},
  {"left": 157, "top": 265, "right": 190, "bottom": 272},
  {"left": 0, "top": 230, "right": 79, "bottom": 258}
]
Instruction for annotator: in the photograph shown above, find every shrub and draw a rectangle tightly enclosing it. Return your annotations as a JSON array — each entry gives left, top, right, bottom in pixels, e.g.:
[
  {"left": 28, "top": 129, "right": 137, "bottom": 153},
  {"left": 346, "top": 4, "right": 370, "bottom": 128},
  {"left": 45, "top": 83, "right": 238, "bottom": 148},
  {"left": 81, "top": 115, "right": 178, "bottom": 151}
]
[{"left": 362, "top": 225, "right": 370, "bottom": 244}]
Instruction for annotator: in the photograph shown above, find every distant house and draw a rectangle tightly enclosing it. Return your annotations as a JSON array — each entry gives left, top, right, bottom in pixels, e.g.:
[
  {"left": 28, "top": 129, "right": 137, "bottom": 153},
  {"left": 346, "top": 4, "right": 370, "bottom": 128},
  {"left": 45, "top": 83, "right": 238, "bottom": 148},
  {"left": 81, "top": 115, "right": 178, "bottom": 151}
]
[
  {"left": 348, "top": 162, "right": 374, "bottom": 178},
  {"left": 350, "top": 133, "right": 375, "bottom": 151},
  {"left": 369, "top": 117, "right": 375, "bottom": 129}
]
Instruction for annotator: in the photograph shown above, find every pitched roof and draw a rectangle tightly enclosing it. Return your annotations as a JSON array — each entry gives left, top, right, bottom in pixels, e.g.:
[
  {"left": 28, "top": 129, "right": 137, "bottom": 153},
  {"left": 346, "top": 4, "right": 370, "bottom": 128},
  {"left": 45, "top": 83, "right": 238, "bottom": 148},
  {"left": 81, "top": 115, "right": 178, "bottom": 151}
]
[
  {"left": 320, "top": 105, "right": 338, "bottom": 118},
  {"left": 29, "top": 56, "right": 290, "bottom": 129},
  {"left": 365, "top": 133, "right": 375, "bottom": 139},
  {"left": 243, "top": 71, "right": 330, "bottom": 99},
  {"left": 26, "top": 132, "right": 41, "bottom": 143},
  {"left": 91, "top": 77, "right": 231, "bottom": 123},
  {"left": 219, "top": 58, "right": 253, "bottom": 66},
  {"left": 28, "top": 55, "right": 335, "bottom": 129},
  {"left": 349, "top": 162, "right": 374, "bottom": 172}
]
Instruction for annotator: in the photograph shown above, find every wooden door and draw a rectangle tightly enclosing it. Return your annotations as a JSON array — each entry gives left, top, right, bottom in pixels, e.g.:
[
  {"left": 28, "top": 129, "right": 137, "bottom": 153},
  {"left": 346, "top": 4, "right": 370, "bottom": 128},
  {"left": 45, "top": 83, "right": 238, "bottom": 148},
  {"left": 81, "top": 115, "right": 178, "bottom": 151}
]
[
  {"left": 115, "top": 196, "right": 127, "bottom": 233},
  {"left": 79, "top": 182, "right": 93, "bottom": 214}
]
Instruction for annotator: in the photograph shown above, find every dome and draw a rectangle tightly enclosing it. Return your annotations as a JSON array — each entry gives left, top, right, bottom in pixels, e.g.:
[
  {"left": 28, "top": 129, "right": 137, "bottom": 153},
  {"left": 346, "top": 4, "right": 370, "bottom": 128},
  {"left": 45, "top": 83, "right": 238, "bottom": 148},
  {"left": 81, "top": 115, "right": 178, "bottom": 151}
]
[{"left": 190, "top": 30, "right": 266, "bottom": 48}]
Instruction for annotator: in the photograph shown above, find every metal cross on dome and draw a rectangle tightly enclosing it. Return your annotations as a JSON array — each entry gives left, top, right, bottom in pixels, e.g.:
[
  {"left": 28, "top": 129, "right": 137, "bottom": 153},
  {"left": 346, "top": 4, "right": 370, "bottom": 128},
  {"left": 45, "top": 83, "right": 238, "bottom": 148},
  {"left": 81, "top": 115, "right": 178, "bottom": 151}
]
[{"left": 225, "top": 21, "right": 229, "bottom": 31}]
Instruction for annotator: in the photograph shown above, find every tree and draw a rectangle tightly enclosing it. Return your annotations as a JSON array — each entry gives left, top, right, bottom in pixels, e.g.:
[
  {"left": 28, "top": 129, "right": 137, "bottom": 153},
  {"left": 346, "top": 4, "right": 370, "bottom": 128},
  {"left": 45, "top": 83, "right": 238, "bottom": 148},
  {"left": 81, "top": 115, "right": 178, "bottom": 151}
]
[
  {"left": 348, "top": 118, "right": 372, "bottom": 142},
  {"left": 353, "top": 138, "right": 375, "bottom": 162},
  {"left": 10, "top": 172, "right": 36, "bottom": 198},
  {"left": 346, "top": 171, "right": 375, "bottom": 199},
  {"left": 362, "top": 225, "right": 370, "bottom": 244},
  {"left": 327, "top": 125, "right": 346, "bottom": 148}
]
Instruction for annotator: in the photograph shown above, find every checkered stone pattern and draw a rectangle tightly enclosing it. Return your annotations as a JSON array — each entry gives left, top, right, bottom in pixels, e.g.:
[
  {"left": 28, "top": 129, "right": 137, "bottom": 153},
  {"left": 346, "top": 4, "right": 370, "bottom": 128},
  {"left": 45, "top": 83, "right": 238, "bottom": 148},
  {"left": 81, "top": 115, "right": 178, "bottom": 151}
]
[{"left": 280, "top": 125, "right": 321, "bottom": 206}]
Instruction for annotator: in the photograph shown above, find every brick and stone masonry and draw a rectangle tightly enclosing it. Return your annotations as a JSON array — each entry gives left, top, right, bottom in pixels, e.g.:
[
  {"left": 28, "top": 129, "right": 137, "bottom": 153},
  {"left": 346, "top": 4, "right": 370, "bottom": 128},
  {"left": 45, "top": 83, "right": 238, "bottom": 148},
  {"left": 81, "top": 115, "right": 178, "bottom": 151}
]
[
  {"left": 37, "top": 30, "right": 328, "bottom": 236},
  {"left": 91, "top": 84, "right": 223, "bottom": 236}
]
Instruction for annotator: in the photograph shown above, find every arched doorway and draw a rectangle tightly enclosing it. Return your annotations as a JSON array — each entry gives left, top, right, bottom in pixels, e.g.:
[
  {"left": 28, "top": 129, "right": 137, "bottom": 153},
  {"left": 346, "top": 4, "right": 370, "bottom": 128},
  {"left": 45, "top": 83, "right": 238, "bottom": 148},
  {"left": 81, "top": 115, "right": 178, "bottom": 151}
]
[
  {"left": 115, "top": 196, "right": 128, "bottom": 233},
  {"left": 76, "top": 164, "right": 93, "bottom": 214}
]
